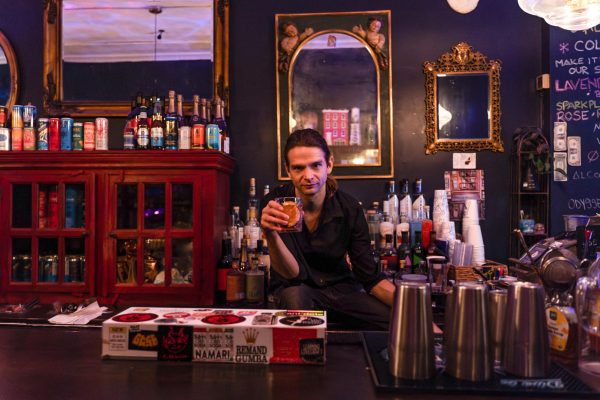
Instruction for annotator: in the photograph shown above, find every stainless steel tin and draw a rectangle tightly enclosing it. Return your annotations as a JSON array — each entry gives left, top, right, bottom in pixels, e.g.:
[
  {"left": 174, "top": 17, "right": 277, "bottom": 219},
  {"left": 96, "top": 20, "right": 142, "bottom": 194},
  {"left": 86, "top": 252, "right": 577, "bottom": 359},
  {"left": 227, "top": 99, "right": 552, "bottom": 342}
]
[
  {"left": 445, "top": 282, "right": 493, "bottom": 381},
  {"left": 502, "top": 282, "right": 550, "bottom": 377},
  {"left": 388, "top": 281, "right": 435, "bottom": 379},
  {"left": 488, "top": 289, "right": 507, "bottom": 363}
]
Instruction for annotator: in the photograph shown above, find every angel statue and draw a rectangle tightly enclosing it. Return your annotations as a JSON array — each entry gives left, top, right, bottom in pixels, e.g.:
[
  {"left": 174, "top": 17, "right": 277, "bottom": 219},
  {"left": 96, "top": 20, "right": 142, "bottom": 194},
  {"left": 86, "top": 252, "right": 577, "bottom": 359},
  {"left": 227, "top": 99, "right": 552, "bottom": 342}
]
[
  {"left": 278, "top": 21, "right": 314, "bottom": 73},
  {"left": 352, "top": 17, "right": 388, "bottom": 70}
]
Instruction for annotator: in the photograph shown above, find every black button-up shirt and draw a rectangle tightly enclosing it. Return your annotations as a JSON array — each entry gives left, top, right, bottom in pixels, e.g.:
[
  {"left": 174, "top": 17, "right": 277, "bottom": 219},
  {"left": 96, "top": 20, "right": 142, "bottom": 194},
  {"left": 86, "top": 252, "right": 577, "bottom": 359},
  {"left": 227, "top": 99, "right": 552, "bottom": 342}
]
[{"left": 264, "top": 183, "right": 385, "bottom": 293}]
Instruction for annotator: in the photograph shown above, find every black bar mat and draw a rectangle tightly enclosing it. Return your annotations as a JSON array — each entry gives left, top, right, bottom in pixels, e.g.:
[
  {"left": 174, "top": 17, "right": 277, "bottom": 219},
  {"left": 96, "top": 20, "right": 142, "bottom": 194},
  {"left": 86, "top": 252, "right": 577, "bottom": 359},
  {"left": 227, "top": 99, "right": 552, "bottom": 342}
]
[{"left": 362, "top": 331, "right": 598, "bottom": 397}]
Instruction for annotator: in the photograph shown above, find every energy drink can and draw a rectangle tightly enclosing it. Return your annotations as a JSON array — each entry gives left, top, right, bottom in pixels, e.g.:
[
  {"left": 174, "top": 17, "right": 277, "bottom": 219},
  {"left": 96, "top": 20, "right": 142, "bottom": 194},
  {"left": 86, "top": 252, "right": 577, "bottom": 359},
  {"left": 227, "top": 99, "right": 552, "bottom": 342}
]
[
  {"left": 37, "top": 118, "right": 49, "bottom": 150},
  {"left": 65, "top": 255, "right": 85, "bottom": 282},
  {"left": 11, "top": 105, "right": 23, "bottom": 129},
  {"left": 0, "top": 127, "right": 9, "bottom": 151},
  {"left": 23, "top": 127, "right": 36, "bottom": 150},
  {"left": 0, "top": 106, "right": 8, "bottom": 127},
  {"left": 61, "top": 117, "right": 74, "bottom": 150},
  {"left": 191, "top": 124, "right": 205, "bottom": 150},
  {"left": 49, "top": 118, "right": 60, "bottom": 150},
  {"left": 95, "top": 118, "right": 108, "bottom": 150},
  {"left": 178, "top": 126, "right": 191, "bottom": 149},
  {"left": 72, "top": 122, "right": 84, "bottom": 150},
  {"left": 23, "top": 105, "right": 36, "bottom": 129},
  {"left": 11, "top": 127, "right": 23, "bottom": 151},
  {"left": 206, "top": 124, "right": 221, "bottom": 150},
  {"left": 39, "top": 255, "right": 58, "bottom": 282},
  {"left": 83, "top": 122, "right": 95, "bottom": 150}
]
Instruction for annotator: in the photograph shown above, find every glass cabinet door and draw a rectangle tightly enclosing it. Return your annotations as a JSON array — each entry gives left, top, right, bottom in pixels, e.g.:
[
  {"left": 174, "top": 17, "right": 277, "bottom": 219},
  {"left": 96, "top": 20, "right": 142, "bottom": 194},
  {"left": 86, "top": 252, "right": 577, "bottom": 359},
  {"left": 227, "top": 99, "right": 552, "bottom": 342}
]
[
  {"left": 6, "top": 177, "right": 92, "bottom": 289},
  {"left": 113, "top": 180, "right": 197, "bottom": 289}
]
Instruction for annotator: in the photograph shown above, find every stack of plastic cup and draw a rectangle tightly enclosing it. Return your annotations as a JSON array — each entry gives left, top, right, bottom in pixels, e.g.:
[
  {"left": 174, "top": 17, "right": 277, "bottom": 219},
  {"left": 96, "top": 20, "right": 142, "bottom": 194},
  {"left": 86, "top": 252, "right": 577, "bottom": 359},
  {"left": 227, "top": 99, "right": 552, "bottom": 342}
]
[
  {"left": 462, "top": 199, "right": 480, "bottom": 240},
  {"left": 465, "top": 224, "right": 485, "bottom": 266},
  {"left": 433, "top": 190, "right": 450, "bottom": 235}
]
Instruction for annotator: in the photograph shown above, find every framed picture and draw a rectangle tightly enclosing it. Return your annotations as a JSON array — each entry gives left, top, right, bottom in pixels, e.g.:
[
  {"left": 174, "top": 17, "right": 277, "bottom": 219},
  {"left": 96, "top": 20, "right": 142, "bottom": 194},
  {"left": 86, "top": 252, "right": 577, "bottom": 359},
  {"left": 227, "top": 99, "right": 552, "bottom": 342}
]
[{"left": 275, "top": 11, "right": 393, "bottom": 179}]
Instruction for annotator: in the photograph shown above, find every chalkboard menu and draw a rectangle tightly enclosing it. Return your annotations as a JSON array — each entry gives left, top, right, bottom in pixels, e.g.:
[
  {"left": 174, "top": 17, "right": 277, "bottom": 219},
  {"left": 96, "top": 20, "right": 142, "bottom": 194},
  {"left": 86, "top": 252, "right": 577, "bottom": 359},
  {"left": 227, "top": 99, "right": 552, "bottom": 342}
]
[{"left": 549, "top": 25, "right": 600, "bottom": 234}]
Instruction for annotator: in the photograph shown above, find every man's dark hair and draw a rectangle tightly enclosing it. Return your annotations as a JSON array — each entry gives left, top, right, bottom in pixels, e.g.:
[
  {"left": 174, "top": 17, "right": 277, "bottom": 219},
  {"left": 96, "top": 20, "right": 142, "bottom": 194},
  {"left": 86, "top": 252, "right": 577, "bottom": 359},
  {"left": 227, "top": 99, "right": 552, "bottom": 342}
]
[{"left": 284, "top": 129, "right": 337, "bottom": 194}]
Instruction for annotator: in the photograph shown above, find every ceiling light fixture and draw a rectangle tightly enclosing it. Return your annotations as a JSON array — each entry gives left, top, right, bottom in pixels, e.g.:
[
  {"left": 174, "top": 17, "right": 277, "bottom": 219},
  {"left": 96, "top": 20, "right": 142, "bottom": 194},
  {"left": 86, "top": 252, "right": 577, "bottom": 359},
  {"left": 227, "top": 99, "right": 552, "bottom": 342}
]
[{"left": 518, "top": 0, "right": 600, "bottom": 31}]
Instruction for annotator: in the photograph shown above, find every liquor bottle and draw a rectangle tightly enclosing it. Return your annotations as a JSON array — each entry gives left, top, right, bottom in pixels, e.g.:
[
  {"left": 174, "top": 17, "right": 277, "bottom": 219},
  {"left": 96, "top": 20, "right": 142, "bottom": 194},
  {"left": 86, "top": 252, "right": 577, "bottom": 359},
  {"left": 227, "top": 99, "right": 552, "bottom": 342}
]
[
  {"left": 244, "top": 206, "right": 261, "bottom": 251},
  {"left": 367, "top": 209, "right": 381, "bottom": 249},
  {"left": 216, "top": 232, "right": 233, "bottom": 305},
  {"left": 397, "top": 229, "right": 411, "bottom": 266},
  {"left": 379, "top": 234, "right": 397, "bottom": 277},
  {"left": 399, "top": 179, "right": 412, "bottom": 223},
  {"left": 166, "top": 90, "right": 177, "bottom": 118},
  {"left": 176, "top": 94, "right": 191, "bottom": 150},
  {"left": 136, "top": 106, "right": 150, "bottom": 150},
  {"left": 379, "top": 210, "right": 394, "bottom": 249},
  {"left": 427, "top": 230, "right": 439, "bottom": 256},
  {"left": 412, "top": 178, "right": 426, "bottom": 221},
  {"left": 226, "top": 256, "right": 246, "bottom": 306},
  {"left": 230, "top": 206, "right": 245, "bottom": 257},
  {"left": 239, "top": 236, "right": 250, "bottom": 272},
  {"left": 213, "top": 98, "right": 229, "bottom": 154},
  {"left": 245, "top": 255, "right": 265, "bottom": 305},
  {"left": 150, "top": 97, "right": 164, "bottom": 150},
  {"left": 199, "top": 98, "right": 209, "bottom": 125},
  {"left": 370, "top": 240, "right": 380, "bottom": 269},
  {"left": 411, "top": 231, "right": 425, "bottom": 273},
  {"left": 386, "top": 180, "right": 399, "bottom": 228},
  {"left": 190, "top": 95, "right": 201, "bottom": 125},
  {"left": 163, "top": 91, "right": 176, "bottom": 150},
  {"left": 256, "top": 241, "right": 270, "bottom": 305}
]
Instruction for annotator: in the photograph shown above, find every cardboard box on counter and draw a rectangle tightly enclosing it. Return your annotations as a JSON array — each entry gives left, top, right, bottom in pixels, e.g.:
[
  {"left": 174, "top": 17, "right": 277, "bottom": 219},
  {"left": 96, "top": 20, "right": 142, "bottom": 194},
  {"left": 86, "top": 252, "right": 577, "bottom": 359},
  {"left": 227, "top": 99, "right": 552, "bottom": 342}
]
[{"left": 102, "top": 307, "right": 326, "bottom": 364}]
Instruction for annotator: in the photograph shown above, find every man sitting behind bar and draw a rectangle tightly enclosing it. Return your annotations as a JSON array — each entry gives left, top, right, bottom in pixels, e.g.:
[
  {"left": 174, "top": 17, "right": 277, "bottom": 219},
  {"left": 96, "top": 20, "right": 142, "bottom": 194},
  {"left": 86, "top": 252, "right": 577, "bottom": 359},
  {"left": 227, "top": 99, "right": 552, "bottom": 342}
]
[{"left": 260, "top": 129, "right": 394, "bottom": 330}]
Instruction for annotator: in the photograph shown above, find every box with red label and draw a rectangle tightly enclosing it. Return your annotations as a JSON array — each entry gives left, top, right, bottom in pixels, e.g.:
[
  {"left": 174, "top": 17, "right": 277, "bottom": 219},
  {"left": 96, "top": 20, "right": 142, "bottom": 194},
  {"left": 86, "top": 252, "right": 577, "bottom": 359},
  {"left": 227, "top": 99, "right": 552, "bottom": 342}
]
[{"left": 102, "top": 307, "right": 327, "bottom": 364}]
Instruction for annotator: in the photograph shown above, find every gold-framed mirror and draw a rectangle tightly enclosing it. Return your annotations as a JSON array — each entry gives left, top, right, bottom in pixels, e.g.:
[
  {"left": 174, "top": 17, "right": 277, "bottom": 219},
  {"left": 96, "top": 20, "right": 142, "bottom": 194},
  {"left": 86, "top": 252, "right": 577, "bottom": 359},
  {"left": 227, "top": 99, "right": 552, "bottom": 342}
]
[
  {"left": 276, "top": 11, "right": 393, "bottom": 179},
  {"left": 43, "top": 0, "right": 228, "bottom": 117},
  {"left": 423, "top": 42, "right": 503, "bottom": 154},
  {"left": 0, "top": 30, "right": 19, "bottom": 111}
]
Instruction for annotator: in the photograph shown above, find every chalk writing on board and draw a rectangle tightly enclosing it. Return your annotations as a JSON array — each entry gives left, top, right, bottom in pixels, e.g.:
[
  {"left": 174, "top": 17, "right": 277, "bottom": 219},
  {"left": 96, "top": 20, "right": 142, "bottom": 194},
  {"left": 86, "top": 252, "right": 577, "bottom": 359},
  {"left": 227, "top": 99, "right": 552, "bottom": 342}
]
[{"left": 568, "top": 197, "right": 600, "bottom": 211}]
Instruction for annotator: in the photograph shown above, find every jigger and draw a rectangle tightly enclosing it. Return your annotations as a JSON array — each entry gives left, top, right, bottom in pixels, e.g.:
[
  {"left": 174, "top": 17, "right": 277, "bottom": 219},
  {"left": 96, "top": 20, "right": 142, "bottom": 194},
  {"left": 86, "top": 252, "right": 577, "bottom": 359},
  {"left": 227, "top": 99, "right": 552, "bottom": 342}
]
[
  {"left": 388, "top": 281, "right": 435, "bottom": 379},
  {"left": 445, "top": 282, "right": 493, "bottom": 381},
  {"left": 502, "top": 282, "right": 550, "bottom": 378}
]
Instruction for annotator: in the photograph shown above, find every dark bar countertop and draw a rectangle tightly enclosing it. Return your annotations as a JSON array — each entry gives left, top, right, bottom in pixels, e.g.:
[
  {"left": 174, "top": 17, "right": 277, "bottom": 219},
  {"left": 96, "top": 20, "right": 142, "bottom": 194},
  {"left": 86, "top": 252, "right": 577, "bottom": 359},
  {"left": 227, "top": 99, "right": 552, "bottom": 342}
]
[{"left": 0, "top": 323, "right": 598, "bottom": 400}]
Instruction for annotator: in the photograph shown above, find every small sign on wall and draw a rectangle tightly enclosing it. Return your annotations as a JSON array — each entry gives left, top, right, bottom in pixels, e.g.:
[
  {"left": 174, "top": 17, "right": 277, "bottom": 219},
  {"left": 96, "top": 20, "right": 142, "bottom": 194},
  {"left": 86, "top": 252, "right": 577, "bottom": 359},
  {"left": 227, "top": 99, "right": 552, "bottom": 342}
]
[{"left": 452, "top": 153, "right": 476, "bottom": 169}]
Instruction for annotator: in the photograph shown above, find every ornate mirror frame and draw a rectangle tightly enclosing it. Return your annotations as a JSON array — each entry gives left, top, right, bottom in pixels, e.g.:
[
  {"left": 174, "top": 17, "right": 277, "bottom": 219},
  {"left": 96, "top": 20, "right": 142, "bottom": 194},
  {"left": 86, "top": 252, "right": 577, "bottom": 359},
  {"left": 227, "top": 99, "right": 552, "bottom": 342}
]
[
  {"left": 43, "top": 0, "right": 229, "bottom": 117},
  {"left": 0, "top": 30, "right": 19, "bottom": 111},
  {"left": 275, "top": 11, "right": 393, "bottom": 180},
  {"left": 423, "top": 42, "right": 503, "bottom": 154}
]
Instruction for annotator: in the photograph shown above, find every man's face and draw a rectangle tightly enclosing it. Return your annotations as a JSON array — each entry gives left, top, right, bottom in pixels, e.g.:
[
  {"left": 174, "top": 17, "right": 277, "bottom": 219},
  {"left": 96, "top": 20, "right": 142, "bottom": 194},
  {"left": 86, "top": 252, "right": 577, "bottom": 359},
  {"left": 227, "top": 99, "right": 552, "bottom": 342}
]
[{"left": 286, "top": 146, "right": 333, "bottom": 198}]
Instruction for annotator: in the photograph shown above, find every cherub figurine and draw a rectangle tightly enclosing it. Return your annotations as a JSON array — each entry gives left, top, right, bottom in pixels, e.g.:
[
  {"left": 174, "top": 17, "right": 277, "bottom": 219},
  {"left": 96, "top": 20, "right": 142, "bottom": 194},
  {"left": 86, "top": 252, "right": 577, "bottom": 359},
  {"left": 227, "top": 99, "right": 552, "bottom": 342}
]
[
  {"left": 352, "top": 17, "right": 388, "bottom": 70},
  {"left": 279, "top": 21, "right": 314, "bottom": 72}
]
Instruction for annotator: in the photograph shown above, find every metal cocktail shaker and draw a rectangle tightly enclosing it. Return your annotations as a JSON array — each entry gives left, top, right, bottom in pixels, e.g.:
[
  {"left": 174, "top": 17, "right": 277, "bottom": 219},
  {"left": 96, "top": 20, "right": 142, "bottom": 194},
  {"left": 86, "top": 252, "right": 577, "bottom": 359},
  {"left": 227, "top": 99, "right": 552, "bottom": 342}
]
[
  {"left": 502, "top": 282, "right": 550, "bottom": 377},
  {"left": 488, "top": 289, "right": 507, "bottom": 364},
  {"left": 388, "top": 281, "right": 435, "bottom": 379},
  {"left": 445, "top": 282, "right": 493, "bottom": 381}
]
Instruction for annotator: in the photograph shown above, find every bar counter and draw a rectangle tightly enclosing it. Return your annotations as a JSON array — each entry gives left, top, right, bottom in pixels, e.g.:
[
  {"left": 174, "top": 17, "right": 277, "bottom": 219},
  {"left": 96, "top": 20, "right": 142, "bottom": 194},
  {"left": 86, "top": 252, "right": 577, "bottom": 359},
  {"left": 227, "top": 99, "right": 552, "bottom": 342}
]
[{"left": 0, "top": 325, "right": 597, "bottom": 400}]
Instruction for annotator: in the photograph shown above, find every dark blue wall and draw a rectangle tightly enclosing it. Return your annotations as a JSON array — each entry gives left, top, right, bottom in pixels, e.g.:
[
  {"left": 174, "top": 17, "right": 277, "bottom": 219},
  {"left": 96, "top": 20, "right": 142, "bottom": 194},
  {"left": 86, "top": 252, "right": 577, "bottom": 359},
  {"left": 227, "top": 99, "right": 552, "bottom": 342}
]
[
  {"left": 229, "top": 0, "right": 544, "bottom": 262},
  {"left": 0, "top": 0, "right": 545, "bottom": 262}
]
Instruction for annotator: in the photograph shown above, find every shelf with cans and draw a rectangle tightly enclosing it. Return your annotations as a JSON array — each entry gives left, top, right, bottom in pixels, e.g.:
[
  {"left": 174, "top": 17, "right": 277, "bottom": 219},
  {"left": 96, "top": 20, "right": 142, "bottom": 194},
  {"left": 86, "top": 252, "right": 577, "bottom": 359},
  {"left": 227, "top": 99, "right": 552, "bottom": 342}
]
[
  {"left": 0, "top": 90, "right": 230, "bottom": 153},
  {"left": 0, "top": 147, "right": 234, "bottom": 305},
  {"left": 1, "top": 172, "right": 95, "bottom": 303}
]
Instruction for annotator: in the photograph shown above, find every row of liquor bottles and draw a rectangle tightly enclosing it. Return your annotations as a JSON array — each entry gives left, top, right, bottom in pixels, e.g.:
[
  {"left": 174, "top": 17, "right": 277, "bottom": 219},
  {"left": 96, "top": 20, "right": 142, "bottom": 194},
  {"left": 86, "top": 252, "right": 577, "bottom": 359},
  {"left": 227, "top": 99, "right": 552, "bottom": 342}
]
[
  {"left": 0, "top": 104, "right": 109, "bottom": 151},
  {"left": 123, "top": 91, "right": 229, "bottom": 152},
  {"left": 376, "top": 229, "right": 441, "bottom": 281},
  {"left": 367, "top": 178, "right": 432, "bottom": 250}
]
